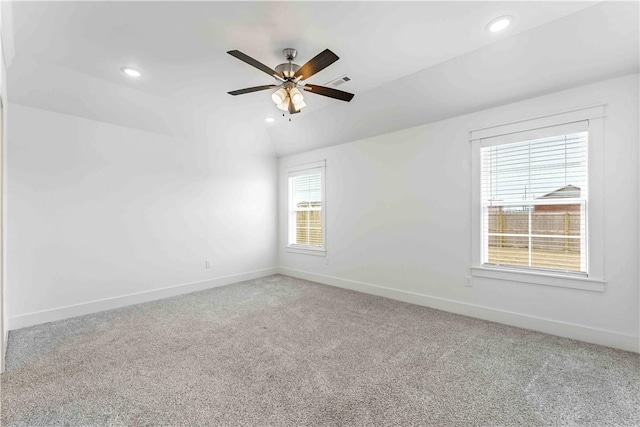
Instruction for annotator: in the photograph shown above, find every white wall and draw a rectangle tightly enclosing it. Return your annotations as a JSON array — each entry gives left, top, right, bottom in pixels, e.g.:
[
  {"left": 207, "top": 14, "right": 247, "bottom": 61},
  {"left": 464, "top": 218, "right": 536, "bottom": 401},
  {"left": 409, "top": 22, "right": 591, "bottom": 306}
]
[
  {"left": 0, "top": 0, "right": 10, "bottom": 371},
  {"left": 0, "top": 33, "right": 5, "bottom": 373},
  {"left": 7, "top": 104, "right": 278, "bottom": 327},
  {"left": 1, "top": 60, "right": 6, "bottom": 372},
  {"left": 279, "top": 74, "right": 640, "bottom": 352}
]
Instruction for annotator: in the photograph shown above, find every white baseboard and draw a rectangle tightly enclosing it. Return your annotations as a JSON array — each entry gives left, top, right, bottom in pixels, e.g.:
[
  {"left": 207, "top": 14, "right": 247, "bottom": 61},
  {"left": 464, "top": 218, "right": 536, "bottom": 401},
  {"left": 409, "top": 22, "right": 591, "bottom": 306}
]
[
  {"left": 9, "top": 267, "right": 279, "bottom": 331},
  {"left": 279, "top": 267, "right": 639, "bottom": 353},
  {"left": 1, "top": 328, "right": 6, "bottom": 373}
]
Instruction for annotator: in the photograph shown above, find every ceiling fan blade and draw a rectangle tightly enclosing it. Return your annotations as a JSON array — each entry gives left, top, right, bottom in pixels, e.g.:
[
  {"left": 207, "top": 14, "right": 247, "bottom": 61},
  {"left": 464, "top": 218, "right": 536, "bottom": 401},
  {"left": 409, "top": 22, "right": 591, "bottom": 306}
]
[
  {"left": 293, "top": 49, "right": 339, "bottom": 80},
  {"left": 228, "top": 85, "right": 277, "bottom": 96},
  {"left": 227, "top": 50, "right": 283, "bottom": 80},
  {"left": 302, "top": 84, "right": 354, "bottom": 102},
  {"left": 288, "top": 98, "right": 301, "bottom": 114}
]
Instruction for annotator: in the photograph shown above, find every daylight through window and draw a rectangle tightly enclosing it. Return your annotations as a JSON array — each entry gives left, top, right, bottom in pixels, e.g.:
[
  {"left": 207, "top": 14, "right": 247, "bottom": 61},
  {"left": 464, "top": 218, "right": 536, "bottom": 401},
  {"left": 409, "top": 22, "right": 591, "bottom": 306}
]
[
  {"left": 481, "top": 128, "right": 588, "bottom": 273},
  {"left": 288, "top": 163, "right": 325, "bottom": 250}
]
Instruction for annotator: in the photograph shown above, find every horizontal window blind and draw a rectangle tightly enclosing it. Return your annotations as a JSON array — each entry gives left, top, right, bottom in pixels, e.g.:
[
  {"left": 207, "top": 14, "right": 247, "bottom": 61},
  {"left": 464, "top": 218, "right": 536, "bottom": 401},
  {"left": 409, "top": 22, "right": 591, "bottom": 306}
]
[
  {"left": 481, "top": 129, "right": 588, "bottom": 273},
  {"left": 288, "top": 170, "right": 323, "bottom": 248},
  {"left": 479, "top": 120, "right": 588, "bottom": 148}
]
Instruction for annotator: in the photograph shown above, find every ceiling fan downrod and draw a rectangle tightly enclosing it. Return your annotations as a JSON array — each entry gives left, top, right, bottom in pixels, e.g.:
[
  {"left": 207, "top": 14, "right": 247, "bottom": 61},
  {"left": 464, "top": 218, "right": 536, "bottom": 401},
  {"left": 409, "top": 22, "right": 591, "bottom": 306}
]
[{"left": 275, "top": 48, "right": 301, "bottom": 81}]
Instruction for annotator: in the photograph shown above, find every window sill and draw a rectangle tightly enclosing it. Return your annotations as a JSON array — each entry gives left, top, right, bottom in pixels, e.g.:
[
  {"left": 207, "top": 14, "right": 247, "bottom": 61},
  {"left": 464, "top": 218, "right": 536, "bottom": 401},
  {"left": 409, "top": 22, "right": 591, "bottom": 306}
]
[
  {"left": 286, "top": 246, "right": 327, "bottom": 257},
  {"left": 470, "top": 266, "right": 605, "bottom": 292}
]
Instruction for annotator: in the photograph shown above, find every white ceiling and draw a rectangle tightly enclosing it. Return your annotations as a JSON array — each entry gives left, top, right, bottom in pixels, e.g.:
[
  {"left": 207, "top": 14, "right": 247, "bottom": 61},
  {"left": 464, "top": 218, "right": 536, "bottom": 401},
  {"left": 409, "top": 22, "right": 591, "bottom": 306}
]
[
  {"left": 6, "top": 1, "right": 638, "bottom": 156},
  {"left": 268, "top": 1, "right": 640, "bottom": 155}
]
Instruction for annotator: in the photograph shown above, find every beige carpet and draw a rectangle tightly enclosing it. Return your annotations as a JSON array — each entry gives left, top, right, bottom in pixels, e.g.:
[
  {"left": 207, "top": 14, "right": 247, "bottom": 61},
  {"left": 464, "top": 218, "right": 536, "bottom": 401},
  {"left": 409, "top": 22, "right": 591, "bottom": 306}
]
[{"left": 2, "top": 274, "right": 639, "bottom": 426}]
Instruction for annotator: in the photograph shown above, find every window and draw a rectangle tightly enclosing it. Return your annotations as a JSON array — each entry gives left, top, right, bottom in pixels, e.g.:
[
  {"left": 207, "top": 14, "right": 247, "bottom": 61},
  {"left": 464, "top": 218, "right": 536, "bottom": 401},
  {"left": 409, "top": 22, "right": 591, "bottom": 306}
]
[
  {"left": 481, "top": 127, "right": 588, "bottom": 273},
  {"left": 287, "top": 161, "right": 326, "bottom": 253},
  {"left": 470, "top": 105, "right": 605, "bottom": 291}
]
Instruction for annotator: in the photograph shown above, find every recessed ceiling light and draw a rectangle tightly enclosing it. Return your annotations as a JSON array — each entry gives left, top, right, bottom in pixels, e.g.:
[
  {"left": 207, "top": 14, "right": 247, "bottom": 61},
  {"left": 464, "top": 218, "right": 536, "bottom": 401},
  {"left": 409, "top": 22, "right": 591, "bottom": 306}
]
[
  {"left": 265, "top": 117, "right": 275, "bottom": 123},
  {"left": 121, "top": 67, "right": 141, "bottom": 77},
  {"left": 488, "top": 16, "right": 512, "bottom": 33}
]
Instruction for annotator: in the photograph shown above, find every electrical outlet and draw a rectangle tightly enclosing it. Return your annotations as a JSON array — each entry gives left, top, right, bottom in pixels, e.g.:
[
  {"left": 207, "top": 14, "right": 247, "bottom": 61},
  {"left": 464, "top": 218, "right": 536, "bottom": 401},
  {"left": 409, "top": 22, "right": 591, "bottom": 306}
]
[
  {"left": 465, "top": 275, "right": 472, "bottom": 287},
  {"left": 205, "top": 260, "right": 211, "bottom": 269}
]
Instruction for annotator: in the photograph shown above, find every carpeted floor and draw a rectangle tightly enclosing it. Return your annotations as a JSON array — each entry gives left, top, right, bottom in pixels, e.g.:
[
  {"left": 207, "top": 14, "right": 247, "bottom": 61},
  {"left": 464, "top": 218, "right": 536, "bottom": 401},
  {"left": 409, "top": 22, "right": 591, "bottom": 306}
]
[{"left": 1, "top": 275, "right": 639, "bottom": 426}]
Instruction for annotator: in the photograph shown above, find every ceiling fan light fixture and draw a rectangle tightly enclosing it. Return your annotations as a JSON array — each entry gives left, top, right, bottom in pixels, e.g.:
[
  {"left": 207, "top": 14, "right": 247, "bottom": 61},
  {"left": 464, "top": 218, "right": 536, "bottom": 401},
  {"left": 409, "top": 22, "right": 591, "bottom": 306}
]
[
  {"left": 292, "top": 99, "right": 306, "bottom": 110},
  {"left": 276, "top": 97, "right": 290, "bottom": 111},
  {"left": 290, "top": 88, "right": 304, "bottom": 104},
  {"left": 271, "top": 88, "right": 287, "bottom": 105}
]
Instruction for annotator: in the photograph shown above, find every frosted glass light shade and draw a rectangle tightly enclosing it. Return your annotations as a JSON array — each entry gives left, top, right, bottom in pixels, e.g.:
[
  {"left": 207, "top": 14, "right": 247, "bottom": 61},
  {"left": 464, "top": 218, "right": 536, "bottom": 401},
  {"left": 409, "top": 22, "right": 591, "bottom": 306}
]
[
  {"left": 292, "top": 98, "right": 306, "bottom": 110},
  {"left": 272, "top": 88, "right": 287, "bottom": 105},
  {"left": 277, "top": 97, "right": 290, "bottom": 111},
  {"left": 290, "top": 88, "right": 304, "bottom": 104}
]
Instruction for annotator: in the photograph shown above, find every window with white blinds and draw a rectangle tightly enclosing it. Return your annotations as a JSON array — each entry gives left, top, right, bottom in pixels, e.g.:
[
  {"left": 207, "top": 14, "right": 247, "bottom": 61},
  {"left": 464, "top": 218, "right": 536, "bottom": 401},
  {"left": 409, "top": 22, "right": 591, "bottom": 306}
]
[
  {"left": 480, "top": 121, "right": 588, "bottom": 274},
  {"left": 288, "top": 162, "right": 325, "bottom": 251}
]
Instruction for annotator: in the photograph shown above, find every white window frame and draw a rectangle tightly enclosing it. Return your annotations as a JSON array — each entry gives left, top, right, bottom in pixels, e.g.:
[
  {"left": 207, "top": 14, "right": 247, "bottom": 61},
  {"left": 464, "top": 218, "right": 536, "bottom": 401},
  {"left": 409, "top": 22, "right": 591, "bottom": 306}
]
[
  {"left": 286, "top": 160, "right": 327, "bottom": 256},
  {"left": 470, "top": 105, "right": 606, "bottom": 292}
]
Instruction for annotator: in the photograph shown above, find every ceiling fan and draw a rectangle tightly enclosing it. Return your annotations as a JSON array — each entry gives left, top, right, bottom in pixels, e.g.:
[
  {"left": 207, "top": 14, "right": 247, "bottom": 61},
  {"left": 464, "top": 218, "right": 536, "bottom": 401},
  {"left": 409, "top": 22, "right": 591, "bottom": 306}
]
[{"left": 227, "top": 48, "right": 354, "bottom": 115}]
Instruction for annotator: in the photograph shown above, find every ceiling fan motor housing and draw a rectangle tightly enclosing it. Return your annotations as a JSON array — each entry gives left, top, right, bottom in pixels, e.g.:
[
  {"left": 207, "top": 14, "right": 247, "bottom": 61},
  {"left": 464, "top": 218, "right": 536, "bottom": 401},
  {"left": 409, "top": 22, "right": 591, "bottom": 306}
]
[{"left": 275, "top": 62, "right": 300, "bottom": 80}]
